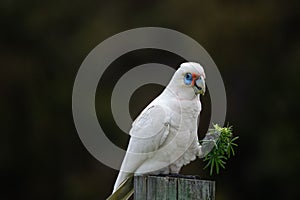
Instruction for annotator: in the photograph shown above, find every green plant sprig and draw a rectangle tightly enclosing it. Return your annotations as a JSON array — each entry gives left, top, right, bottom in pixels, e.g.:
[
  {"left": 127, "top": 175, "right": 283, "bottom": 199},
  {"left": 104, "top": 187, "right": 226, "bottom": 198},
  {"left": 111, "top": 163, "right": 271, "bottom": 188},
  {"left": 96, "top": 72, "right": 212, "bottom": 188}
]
[{"left": 202, "top": 124, "right": 238, "bottom": 175}]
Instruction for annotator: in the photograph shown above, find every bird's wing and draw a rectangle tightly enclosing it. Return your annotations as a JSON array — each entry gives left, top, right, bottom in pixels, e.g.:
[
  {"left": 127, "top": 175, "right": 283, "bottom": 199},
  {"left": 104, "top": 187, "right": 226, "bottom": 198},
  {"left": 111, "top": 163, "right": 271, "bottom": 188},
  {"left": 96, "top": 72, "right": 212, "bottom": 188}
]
[
  {"left": 113, "top": 104, "right": 169, "bottom": 191},
  {"left": 129, "top": 104, "right": 170, "bottom": 150}
]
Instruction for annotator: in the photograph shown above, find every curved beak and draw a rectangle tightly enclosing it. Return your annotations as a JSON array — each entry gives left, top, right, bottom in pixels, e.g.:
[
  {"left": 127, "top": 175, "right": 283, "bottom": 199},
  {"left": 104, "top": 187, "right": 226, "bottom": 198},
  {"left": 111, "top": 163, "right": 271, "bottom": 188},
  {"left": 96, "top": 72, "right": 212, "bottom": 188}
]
[{"left": 194, "top": 76, "right": 206, "bottom": 95}]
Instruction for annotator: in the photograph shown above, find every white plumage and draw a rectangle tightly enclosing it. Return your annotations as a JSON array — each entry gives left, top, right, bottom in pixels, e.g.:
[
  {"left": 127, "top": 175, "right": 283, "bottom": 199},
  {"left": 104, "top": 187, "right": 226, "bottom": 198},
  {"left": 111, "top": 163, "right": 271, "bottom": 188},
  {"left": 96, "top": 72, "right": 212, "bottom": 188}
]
[{"left": 112, "top": 62, "right": 206, "bottom": 196}]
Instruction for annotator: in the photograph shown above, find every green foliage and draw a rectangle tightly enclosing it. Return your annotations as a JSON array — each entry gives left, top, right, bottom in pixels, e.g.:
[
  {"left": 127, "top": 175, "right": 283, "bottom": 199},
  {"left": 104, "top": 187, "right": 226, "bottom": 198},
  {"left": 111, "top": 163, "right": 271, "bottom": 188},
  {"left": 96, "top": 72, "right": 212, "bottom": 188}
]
[{"left": 202, "top": 124, "right": 238, "bottom": 175}]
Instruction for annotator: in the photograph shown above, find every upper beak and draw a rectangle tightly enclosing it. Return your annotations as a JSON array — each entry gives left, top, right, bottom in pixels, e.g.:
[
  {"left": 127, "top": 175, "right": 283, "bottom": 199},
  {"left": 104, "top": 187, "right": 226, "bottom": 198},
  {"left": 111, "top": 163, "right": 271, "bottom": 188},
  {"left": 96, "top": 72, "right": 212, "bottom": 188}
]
[{"left": 194, "top": 76, "right": 206, "bottom": 95}]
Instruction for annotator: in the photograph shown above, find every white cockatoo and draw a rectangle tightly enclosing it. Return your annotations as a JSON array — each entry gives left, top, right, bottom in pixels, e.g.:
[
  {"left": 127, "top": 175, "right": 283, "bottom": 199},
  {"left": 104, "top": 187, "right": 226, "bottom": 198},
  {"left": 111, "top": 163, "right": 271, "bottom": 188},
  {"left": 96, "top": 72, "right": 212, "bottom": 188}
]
[{"left": 108, "top": 62, "right": 209, "bottom": 200}]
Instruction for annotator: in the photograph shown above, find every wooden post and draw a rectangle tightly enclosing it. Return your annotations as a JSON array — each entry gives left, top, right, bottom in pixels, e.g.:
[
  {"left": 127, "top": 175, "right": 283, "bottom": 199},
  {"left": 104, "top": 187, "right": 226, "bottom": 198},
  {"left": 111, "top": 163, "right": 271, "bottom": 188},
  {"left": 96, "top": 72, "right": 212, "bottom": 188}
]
[{"left": 134, "top": 175, "right": 215, "bottom": 200}]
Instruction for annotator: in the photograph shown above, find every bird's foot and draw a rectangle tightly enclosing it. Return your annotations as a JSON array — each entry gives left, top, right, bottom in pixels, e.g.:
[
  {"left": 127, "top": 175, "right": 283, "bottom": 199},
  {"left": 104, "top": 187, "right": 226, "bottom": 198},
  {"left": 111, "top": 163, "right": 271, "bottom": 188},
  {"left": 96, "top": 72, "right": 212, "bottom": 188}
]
[{"left": 166, "top": 173, "right": 201, "bottom": 180}]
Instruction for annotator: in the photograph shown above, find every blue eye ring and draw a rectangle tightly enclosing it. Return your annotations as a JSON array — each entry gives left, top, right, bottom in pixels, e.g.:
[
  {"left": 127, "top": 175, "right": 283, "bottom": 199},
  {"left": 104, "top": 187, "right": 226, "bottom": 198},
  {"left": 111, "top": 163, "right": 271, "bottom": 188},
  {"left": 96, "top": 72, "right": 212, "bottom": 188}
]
[{"left": 184, "top": 73, "right": 193, "bottom": 85}]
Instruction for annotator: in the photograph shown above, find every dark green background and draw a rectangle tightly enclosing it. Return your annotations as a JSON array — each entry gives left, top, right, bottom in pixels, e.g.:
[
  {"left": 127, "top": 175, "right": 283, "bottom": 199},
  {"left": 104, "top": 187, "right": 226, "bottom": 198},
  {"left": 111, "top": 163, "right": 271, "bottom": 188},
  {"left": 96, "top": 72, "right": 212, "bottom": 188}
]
[{"left": 1, "top": 0, "right": 300, "bottom": 199}]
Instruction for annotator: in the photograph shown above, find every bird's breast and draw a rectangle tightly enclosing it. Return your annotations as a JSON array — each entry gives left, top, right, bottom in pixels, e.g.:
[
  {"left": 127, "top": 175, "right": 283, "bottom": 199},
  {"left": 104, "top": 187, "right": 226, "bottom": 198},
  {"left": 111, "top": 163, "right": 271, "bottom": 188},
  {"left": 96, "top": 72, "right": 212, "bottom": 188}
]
[{"left": 165, "top": 99, "right": 201, "bottom": 130}]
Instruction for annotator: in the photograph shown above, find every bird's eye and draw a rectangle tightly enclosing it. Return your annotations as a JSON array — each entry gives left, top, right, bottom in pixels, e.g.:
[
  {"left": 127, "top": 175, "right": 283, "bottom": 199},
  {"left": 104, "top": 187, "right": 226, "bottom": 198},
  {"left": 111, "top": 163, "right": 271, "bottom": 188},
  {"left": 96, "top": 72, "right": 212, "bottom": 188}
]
[{"left": 184, "top": 73, "right": 193, "bottom": 85}]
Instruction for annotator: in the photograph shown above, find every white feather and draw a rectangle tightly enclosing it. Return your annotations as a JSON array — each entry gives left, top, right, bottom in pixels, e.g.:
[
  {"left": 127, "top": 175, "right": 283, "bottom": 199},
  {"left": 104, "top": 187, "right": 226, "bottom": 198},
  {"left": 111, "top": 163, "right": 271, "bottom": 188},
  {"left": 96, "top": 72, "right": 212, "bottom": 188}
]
[{"left": 113, "top": 62, "right": 205, "bottom": 192}]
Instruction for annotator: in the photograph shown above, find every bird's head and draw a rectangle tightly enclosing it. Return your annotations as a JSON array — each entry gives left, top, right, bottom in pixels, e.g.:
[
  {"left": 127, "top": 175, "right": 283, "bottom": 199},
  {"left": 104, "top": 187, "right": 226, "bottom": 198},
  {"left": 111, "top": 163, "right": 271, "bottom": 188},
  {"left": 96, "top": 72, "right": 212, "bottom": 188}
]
[
  {"left": 167, "top": 62, "right": 206, "bottom": 98},
  {"left": 180, "top": 62, "right": 206, "bottom": 95}
]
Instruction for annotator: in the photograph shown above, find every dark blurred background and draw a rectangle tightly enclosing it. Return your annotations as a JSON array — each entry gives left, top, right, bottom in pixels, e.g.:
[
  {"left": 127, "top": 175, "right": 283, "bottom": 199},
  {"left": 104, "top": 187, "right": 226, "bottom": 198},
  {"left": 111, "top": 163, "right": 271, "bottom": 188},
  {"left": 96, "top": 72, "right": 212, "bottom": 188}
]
[{"left": 1, "top": 0, "right": 300, "bottom": 199}]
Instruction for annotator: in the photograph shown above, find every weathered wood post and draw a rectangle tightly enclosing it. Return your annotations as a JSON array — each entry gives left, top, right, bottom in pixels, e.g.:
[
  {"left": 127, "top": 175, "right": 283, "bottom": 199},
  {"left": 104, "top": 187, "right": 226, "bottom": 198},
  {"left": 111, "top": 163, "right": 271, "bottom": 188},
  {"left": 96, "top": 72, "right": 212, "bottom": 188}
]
[{"left": 134, "top": 175, "right": 215, "bottom": 200}]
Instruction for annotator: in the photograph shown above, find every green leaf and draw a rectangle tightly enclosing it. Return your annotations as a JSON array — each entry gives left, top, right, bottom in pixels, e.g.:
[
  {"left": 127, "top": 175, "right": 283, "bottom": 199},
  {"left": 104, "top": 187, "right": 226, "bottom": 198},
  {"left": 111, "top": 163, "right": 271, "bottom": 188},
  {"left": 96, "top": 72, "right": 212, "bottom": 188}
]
[
  {"left": 202, "top": 124, "right": 238, "bottom": 175},
  {"left": 210, "top": 157, "right": 215, "bottom": 175}
]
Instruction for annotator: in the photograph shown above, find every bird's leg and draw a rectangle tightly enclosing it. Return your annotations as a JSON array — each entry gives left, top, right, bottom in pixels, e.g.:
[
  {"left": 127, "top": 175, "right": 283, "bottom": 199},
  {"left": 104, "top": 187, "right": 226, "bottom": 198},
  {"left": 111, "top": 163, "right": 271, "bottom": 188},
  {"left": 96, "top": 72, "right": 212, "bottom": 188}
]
[{"left": 198, "top": 131, "right": 220, "bottom": 158}]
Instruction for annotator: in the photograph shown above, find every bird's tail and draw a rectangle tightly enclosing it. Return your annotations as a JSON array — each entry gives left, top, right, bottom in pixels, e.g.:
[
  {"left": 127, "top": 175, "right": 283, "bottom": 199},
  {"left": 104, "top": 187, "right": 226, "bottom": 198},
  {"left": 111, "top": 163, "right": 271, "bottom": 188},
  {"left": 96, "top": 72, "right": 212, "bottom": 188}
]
[{"left": 107, "top": 176, "right": 134, "bottom": 200}]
